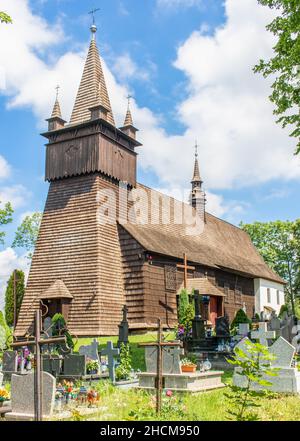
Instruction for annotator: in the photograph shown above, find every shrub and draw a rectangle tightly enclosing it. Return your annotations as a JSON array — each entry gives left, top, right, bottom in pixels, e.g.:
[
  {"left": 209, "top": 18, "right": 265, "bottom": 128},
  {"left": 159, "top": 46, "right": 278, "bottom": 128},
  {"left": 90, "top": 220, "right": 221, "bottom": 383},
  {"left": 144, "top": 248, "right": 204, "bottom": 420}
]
[
  {"left": 116, "top": 343, "right": 132, "bottom": 382},
  {"left": 231, "top": 309, "right": 251, "bottom": 330}
]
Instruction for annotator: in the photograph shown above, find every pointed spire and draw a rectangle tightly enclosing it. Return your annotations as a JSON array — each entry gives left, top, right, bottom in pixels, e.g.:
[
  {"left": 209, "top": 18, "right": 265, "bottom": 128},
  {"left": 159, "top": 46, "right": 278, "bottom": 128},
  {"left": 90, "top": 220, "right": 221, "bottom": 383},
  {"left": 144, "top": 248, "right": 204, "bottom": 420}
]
[
  {"left": 70, "top": 24, "right": 115, "bottom": 126},
  {"left": 51, "top": 85, "right": 62, "bottom": 119},
  {"left": 124, "top": 95, "right": 133, "bottom": 126},
  {"left": 191, "top": 141, "right": 202, "bottom": 184}
]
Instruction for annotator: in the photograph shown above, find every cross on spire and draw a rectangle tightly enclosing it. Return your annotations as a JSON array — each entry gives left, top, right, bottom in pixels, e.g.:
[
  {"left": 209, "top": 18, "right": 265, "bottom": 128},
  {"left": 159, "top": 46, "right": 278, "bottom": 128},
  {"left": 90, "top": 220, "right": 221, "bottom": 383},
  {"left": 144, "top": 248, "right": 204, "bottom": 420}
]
[
  {"left": 89, "top": 7, "right": 100, "bottom": 25},
  {"left": 55, "top": 84, "right": 60, "bottom": 100},
  {"left": 127, "top": 94, "right": 132, "bottom": 109},
  {"left": 89, "top": 7, "right": 100, "bottom": 39},
  {"left": 195, "top": 140, "right": 198, "bottom": 158}
]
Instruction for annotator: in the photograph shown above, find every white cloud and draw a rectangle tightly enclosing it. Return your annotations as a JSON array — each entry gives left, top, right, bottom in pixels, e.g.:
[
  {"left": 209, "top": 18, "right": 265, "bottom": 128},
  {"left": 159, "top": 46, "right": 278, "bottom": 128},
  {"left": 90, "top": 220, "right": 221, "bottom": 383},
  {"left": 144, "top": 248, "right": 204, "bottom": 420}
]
[
  {"left": 156, "top": 0, "right": 202, "bottom": 9},
  {"left": 0, "top": 248, "right": 29, "bottom": 311},
  {"left": 111, "top": 53, "right": 150, "bottom": 83},
  {"left": 1, "top": 0, "right": 300, "bottom": 222},
  {"left": 0, "top": 185, "right": 31, "bottom": 209},
  {"left": 0, "top": 156, "right": 11, "bottom": 180}
]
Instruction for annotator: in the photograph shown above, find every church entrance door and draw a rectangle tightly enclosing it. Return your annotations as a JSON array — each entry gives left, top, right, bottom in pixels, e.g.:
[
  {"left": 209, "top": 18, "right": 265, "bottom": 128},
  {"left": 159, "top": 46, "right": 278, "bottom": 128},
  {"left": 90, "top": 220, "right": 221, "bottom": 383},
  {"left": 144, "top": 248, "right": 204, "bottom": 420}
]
[{"left": 209, "top": 296, "right": 223, "bottom": 326}]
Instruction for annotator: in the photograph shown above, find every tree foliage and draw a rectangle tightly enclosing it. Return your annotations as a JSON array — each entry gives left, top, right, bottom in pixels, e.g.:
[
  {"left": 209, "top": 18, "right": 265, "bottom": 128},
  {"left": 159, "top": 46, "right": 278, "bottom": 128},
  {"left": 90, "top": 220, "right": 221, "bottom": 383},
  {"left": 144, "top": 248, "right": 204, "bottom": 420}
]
[
  {"left": 0, "top": 12, "right": 12, "bottom": 24},
  {"left": 12, "top": 212, "right": 42, "bottom": 259},
  {"left": 241, "top": 220, "right": 300, "bottom": 314},
  {"left": 226, "top": 340, "right": 278, "bottom": 421},
  {"left": 231, "top": 309, "right": 252, "bottom": 331},
  {"left": 4, "top": 270, "right": 25, "bottom": 327},
  {"left": 0, "top": 201, "right": 13, "bottom": 245},
  {"left": 177, "top": 289, "right": 195, "bottom": 335},
  {"left": 254, "top": 0, "right": 300, "bottom": 152}
]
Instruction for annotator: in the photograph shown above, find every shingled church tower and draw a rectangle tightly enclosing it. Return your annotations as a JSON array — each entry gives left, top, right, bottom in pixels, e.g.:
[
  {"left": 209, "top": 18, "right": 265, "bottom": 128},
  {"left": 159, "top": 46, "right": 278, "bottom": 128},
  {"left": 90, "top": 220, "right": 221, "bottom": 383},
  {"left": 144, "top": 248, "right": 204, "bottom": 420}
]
[{"left": 16, "top": 24, "right": 141, "bottom": 337}]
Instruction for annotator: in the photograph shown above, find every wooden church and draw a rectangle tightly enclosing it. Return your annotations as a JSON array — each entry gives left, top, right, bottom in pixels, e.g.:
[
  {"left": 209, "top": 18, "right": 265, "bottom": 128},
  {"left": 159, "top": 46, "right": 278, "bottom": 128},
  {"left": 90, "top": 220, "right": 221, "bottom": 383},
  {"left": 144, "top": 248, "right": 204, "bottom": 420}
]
[{"left": 15, "top": 24, "right": 284, "bottom": 337}]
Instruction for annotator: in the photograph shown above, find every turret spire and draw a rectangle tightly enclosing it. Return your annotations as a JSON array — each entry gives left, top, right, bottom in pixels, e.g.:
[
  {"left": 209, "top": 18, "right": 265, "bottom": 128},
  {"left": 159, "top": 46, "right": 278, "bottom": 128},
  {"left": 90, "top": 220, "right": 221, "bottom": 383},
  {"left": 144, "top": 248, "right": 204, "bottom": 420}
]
[
  {"left": 190, "top": 141, "right": 206, "bottom": 222},
  {"left": 51, "top": 85, "right": 62, "bottom": 119},
  {"left": 70, "top": 20, "right": 115, "bottom": 126},
  {"left": 124, "top": 95, "right": 133, "bottom": 126}
]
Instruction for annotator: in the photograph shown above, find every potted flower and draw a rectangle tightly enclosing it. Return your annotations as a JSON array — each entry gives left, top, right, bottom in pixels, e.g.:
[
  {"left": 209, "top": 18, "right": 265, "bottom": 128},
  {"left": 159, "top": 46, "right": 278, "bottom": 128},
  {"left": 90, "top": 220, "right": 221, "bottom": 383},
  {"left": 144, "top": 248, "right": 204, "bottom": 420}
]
[
  {"left": 180, "top": 358, "right": 197, "bottom": 373},
  {"left": 0, "top": 388, "right": 10, "bottom": 408},
  {"left": 86, "top": 359, "right": 99, "bottom": 375}
]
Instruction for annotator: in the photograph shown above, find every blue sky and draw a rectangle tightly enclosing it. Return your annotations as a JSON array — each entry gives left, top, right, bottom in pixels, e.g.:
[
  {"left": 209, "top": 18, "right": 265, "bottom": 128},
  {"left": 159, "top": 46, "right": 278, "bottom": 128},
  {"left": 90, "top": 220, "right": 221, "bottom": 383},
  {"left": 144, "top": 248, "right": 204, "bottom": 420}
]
[{"left": 0, "top": 0, "right": 299, "bottom": 305}]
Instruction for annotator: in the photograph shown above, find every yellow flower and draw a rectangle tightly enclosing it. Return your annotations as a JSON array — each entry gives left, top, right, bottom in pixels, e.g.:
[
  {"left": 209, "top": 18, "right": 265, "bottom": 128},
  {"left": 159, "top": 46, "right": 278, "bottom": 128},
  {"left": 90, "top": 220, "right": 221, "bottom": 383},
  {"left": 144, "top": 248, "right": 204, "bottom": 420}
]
[{"left": 0, "top": 388, "right": 10, "bottom": 400}]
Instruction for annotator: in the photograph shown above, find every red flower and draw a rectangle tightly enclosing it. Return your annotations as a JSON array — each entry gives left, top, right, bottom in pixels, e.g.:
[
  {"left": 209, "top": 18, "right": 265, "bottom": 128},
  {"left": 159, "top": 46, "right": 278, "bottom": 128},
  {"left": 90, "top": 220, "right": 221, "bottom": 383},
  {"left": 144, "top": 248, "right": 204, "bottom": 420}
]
[{"left": 166, "top": 390, "right": 173, "bottom": 397}]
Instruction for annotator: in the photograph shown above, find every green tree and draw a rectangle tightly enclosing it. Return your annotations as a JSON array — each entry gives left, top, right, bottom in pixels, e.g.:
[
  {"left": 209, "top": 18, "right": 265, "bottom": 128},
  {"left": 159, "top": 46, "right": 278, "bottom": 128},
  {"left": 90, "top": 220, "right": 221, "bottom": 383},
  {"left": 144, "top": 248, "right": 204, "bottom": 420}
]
[
  {"left": 4, "top": 270, "right": 25, "bottom": 327},
  {"left": 0, "top": 12, "right": 12, "bottom": 24},
  {"left": 226, "top": 340, "right": 278, "bottom": 421},
  {"left": 241, "top": 220, "right": 300, "bottom": 316},
  {"left": 0, "top": 201, "right": 13, "bottom": 245},
  {"left": 0, "top": 310, "right": 12, "bottom": 349},
  {"left": 12, "top": 212, "right": 42, "bottom": 259},
  {"left": 254, "top": 0, "right": 300, "bottom": 152}
]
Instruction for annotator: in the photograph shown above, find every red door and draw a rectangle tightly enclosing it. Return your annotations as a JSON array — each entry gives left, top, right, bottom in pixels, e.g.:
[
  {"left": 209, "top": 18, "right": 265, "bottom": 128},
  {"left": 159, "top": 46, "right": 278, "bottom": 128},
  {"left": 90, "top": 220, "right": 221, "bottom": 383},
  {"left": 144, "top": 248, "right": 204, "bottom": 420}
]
[{"left": 210, "top": 296, "right": 218, "bottom": 326}]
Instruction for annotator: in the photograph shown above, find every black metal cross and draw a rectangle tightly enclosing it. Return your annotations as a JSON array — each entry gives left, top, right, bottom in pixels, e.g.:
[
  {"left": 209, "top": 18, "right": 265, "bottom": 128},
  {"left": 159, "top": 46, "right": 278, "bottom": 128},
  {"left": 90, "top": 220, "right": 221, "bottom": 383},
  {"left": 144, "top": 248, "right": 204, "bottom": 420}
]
[{"left": 89, "top": 7, "right": 100, "bottom": 25}]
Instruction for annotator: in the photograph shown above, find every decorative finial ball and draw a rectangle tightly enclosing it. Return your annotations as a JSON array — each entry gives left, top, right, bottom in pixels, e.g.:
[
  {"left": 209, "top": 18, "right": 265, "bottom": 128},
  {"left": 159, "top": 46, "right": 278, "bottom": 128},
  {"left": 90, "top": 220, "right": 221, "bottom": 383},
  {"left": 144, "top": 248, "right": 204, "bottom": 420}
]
[{"left": 90, "top": 24, "right": 97, "bottom": 35}]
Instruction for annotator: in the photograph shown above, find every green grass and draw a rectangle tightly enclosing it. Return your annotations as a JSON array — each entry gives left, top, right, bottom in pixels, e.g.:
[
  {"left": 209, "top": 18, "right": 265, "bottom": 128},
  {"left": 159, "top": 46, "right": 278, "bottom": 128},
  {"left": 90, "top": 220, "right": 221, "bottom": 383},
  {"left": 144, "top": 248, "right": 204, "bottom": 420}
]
[
  {"left": 55, "top": 373, "right": 300, "bottom": 421},
  {"left": 66, "top": 333, "right": 300, "bottom": 421}
]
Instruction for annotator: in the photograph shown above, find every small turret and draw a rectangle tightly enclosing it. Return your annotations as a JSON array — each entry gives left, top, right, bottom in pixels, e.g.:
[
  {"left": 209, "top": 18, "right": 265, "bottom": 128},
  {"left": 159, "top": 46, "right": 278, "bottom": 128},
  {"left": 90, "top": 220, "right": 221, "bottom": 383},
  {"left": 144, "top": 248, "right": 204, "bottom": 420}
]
[
  {"left": 120, "top": 95, "right": 138, "bottom": 140},
  {"left": 189, "top": 142, "right": 206, "bottom": 222},
  {"left": 46, "top": 86, "right": 66, "bottom": 131}
]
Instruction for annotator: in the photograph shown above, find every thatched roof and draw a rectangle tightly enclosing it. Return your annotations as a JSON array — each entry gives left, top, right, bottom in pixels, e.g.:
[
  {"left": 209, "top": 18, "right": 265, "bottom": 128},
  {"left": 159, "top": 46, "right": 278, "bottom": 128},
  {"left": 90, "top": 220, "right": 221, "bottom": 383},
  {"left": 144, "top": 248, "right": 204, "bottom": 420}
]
[{"left": 120, "top": 184, "right": 284, "bottom": 285}]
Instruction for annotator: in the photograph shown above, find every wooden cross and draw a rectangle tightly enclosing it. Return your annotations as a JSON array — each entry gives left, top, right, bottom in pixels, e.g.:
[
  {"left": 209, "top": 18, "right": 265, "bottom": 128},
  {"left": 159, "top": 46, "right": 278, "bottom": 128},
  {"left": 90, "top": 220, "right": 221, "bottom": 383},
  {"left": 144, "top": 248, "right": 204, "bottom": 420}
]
[
  {"left": 11, "top": 310, "right": 66, "bottom": 421},
  {"left": 251, "top": 322, "right": 276, "bottom": 347},
  {"left": 176, "top": 253, "right": 195, "bottom": 289},
  {"left": 139, "top": 319, "right": 182, "bottom": 414}
]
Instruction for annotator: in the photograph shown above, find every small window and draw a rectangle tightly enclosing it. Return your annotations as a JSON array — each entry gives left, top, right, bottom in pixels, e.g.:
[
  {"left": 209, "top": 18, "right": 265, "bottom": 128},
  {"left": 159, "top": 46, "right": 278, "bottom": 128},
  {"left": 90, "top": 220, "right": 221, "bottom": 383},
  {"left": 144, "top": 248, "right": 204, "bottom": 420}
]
[
  {"left": 277, "top": 290, "right": 280, "bottom": 305},
  {"left": 267, "top": 288, "right": 271, "bottom": 303}
]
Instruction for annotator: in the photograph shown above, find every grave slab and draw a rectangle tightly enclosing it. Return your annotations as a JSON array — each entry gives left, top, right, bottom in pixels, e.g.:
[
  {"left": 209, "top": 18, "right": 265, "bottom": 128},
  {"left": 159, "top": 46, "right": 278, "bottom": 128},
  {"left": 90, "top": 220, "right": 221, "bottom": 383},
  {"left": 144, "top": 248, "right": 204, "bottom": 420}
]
[{"left": 5, "top": 372, "right": 56, "bottom": 421}]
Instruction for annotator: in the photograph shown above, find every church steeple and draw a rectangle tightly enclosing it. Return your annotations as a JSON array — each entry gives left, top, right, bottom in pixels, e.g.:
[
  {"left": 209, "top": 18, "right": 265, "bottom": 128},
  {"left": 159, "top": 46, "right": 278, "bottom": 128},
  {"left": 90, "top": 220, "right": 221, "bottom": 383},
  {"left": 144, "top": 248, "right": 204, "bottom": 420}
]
[
  {"left": 190, "top": 142, "right": 206, "bottom": 222},
  {"left": 69, "top": 23, "right": 115, "bottom": 126},
  {"left": 120, "top": 95, "right": 138, "bottom": 139}
]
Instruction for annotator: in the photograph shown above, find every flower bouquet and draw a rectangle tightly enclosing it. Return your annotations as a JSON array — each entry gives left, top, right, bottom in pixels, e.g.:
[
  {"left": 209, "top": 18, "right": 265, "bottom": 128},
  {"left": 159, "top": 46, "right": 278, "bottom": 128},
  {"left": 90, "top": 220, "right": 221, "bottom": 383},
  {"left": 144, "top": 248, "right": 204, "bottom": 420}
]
[{"left": 0, "top": 388, "right": 10, "bottom": 407}]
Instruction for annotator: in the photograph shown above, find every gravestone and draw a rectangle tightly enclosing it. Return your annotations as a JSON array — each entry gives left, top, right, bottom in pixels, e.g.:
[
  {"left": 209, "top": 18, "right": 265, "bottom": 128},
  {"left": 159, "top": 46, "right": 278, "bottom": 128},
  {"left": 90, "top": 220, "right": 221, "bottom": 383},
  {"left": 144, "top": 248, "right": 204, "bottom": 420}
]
[
  {"left": 118, "top": 305, "right": 129, "bottom": 347},
  {"left": 0, "top": 372, "right": 3, "bottom": 387},
  {"left": 6, "top": 372, "right": 56, "bottom": 421},
  {"left": 233, "top": 336, "right": 300, "bottom": 394},
  {"left": 251, "top": 322, "right": 275, "bottom": 346},
  {"left": 145, "top": 344, "right": 183, "bottom": 374},
  {"left": 79, "top": 339, "right": 100, "bottom": 362},
  {"left": 42, "top": 354, "right": 62, "bottom": 378},
  {"left": 280, "top": 314, "right": 296, "bottom": 344},
  {"left": 101, "top": 341, "right": 119, "bottom": 383},
  {"left": 215, "top": 316, "right": 230, "bottom": 337},
  {"left": 233, "top": 323, "right": 250, "bottom": 343},
  {"left": 3, "top": 351, "right": 18, "bottom": 376},
  {"left": 63, "top": 354, "right": 86, "bottom": 378},
  {"left": 269, "top": 312, "right": 281, "bottom": 333}
]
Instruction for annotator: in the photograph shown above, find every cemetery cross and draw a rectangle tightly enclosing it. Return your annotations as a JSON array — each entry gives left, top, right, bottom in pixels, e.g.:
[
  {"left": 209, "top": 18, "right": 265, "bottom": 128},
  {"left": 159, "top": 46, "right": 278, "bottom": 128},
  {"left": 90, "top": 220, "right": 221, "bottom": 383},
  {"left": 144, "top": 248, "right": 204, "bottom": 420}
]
[
  {"left": 251, "top": 322, "right": 276, "bottom": 347},
  {"left": 176, "top": 253, "right": 195, "bottom": 289},
  {"left": 101, "top": 341, "right": 120, "bottom": 384},
  {"left": 11, "top": 309, "right": 66, "bottom": 421},
  {"left": 139, "top": 319, "right": 182, "bottom": 414}
]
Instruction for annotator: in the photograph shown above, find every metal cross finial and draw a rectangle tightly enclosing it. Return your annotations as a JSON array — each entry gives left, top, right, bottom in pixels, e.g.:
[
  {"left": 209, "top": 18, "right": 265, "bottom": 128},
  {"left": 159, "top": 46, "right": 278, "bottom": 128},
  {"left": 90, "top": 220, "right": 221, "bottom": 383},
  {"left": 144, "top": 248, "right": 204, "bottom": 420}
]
[
  {"left": 89, "top": 7, "right": 100, "bottom": 25},
  {"left": 89, "top": 7, "right": 100, "bottom": 38},
  {"left": 127, "top": 94, "right": 132, "bottom": 109},
  {"left": 195, "top": 140, "right": 198, "bottom": 158},
  {"left": 55, "top": 84, "right": 60, "bottom": 100}
]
